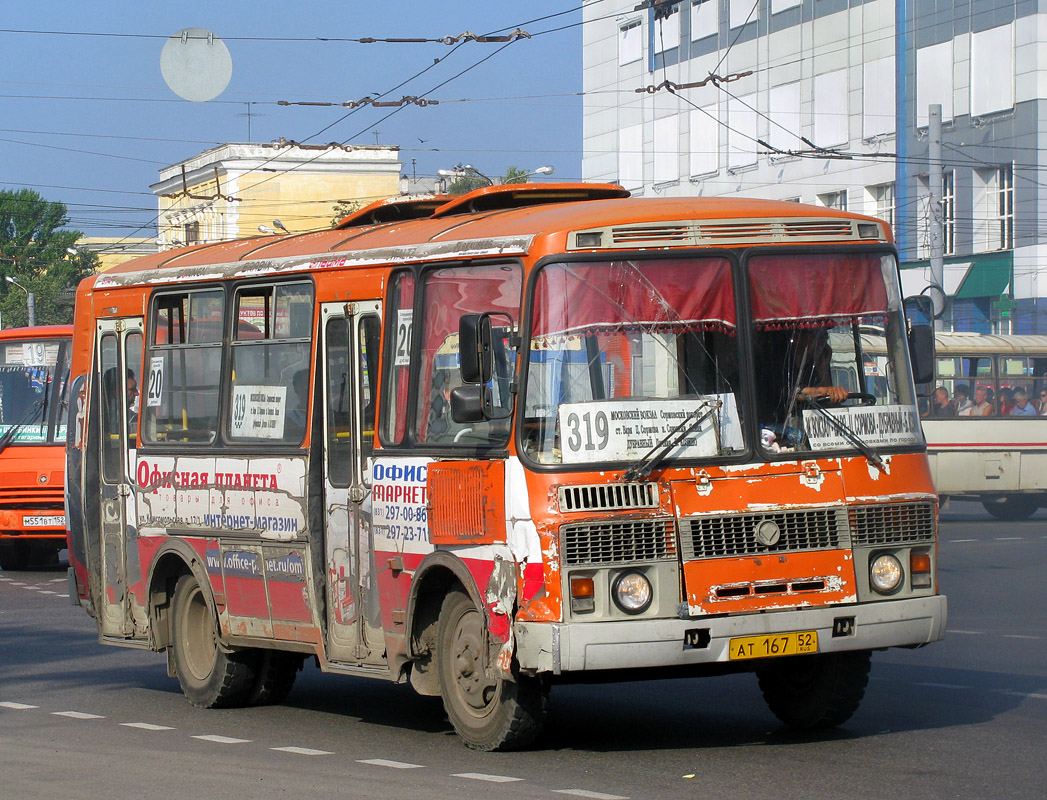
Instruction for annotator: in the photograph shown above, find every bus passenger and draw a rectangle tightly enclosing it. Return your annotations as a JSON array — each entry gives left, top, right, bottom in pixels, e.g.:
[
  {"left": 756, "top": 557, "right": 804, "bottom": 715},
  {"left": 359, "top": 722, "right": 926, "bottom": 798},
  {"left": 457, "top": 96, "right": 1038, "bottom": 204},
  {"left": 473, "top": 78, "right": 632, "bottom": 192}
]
[
  {"left": 970, "top": 386, "right": 993, "bottom": 416},
  {"left": 1010, "top": 387, "right": 1037, "bottom": 416},
  {"left": 929, "top": 386, "right": 955, "bottom": 416},
  {"left": 954, "top": 384, "right": 973, "bottom": 415},
  {"left": 285, "top": 369, "right": 309, "bottom": 440},
  {"left": 1039, "top": 389, "right": 1047, "bottom": 414},
  {"left": 999, "top": 387, "right": 1015, "bottom": 416}
]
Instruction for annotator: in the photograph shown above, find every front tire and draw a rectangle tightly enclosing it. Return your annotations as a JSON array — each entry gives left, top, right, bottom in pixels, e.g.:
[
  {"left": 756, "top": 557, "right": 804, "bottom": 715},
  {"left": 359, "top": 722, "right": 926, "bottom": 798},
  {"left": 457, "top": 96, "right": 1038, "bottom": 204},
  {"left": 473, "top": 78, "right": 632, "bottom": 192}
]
[
  {"left": 757, "top": 650, "right": 871, "bottom": 729},
  {"left": 436, "top": 590, "right": 548, "bottom": 751},
  {"left": 0, "top": 541, "right": 30, "bottom": 571},
  {"left": 171, "top": 574, "right": 257, "bottom": 708},
  {"left": 982, "top": 495, "right": 1040, "bottom": 521},
  {"left": 246, "top": 650, "right": 302, "bottom": 706}
]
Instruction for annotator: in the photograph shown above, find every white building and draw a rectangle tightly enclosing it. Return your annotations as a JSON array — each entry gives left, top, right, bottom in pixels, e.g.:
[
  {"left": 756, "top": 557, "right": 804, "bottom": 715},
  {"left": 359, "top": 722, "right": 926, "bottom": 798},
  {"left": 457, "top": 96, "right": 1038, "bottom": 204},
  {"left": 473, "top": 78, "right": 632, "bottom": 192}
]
[{"left": 582, "top": 0, "right": 1044, "bottom": 333}]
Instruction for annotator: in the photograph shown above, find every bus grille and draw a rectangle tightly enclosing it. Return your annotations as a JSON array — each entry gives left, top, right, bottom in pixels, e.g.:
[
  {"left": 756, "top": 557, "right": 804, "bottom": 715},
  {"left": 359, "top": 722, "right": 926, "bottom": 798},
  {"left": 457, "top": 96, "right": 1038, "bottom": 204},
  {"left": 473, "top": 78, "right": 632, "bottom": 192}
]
[
  {"left": 558, "top": 482, "right": 658, "bottom": 512},
  {"left": 849, "top": 502, "right": 936, "bottom": 546},
  {"left": 679, "top": 508, "right": 843, "bottom": 560},
  {"left": 561, "top": 518, "right": 676, "bottom": 566}
]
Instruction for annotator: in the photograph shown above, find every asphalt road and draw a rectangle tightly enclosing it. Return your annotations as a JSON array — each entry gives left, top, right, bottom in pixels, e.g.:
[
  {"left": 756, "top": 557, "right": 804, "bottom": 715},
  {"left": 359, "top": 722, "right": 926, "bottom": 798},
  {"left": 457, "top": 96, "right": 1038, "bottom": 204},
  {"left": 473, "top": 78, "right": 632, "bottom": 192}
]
[{"left": 2, "top": 502, "right": 1045, "bottom": 800}]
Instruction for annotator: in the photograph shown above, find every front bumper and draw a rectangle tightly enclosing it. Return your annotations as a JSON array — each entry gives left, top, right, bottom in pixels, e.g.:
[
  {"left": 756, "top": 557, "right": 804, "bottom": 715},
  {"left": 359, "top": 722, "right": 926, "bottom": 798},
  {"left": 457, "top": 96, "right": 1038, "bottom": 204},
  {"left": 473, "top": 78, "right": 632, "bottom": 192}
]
[{"left": 515, "top": 594, "right": 947, "bottom": 674}]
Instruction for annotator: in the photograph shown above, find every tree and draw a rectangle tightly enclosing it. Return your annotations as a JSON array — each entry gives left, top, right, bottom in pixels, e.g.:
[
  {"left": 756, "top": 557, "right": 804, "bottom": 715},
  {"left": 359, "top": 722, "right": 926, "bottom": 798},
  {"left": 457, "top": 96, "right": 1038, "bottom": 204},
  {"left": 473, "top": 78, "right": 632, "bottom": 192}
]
[
  {"left": 0, "top": 189, "right": 97, "bottom": 327},
  {"left": 501, "top": 165, "right": 532, "bottom": 185},
  {"left": 331, "top": 199, "right": 362, "bottom": 226},
  {"left": 447, "top": 165, "right": 531, "bottom": 195}
]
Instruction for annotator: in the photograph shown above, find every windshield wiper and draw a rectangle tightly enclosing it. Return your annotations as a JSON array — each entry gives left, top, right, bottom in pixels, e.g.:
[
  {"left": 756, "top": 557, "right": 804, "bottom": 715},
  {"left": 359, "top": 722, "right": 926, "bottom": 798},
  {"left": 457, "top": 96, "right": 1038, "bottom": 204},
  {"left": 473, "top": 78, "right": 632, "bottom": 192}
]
[
  {"left": 797, "top": 393, "right": 885, "bottom": 471},
  {"left": 622, "top": 398, "right": 722, "bottom": 483},
  {"left": 0, "top": 399, "right": 44, "bottom": 456}
]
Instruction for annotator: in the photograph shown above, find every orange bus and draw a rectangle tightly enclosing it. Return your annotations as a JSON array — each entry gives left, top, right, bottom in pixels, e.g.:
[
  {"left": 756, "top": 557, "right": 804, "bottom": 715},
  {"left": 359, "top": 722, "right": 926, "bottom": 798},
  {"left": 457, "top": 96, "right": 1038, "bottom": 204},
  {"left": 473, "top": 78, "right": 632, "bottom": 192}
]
[
  {"left": 66, "top": 185, "right": 945, "bottom": 750},
  {"left": 0, "top": 325, "right": 72, "bottom": 571}
]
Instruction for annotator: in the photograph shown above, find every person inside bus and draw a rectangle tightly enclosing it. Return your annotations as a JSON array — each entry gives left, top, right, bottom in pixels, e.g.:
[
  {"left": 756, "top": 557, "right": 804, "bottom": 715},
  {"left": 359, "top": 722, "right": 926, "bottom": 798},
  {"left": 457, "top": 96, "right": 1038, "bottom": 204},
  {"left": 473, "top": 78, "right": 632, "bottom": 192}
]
[
  {"left": 285, "top": 368, "right": 310, "bottom": 440},
  {"left": 928, "top": 386, "right": 955, "bottom": 416},
  {"left": 126, "top": 370, "right": 139, "bottom": 435},
  {"left": 954, "top": 384, "right": 974, "bottom": 415},
  {"left": 969, "top": 385, "right": 994, "bottom": 416},
  {"left": 1040, "top": 389, "right": 1047, "bottom": 414},
  {"left": 1010, "top": 387, "right": 1037, "bottom": 416},
  {"left": 426, "top": 369, "right": 453, "bottom": 442},
  {"left": 998, "top": 386, "right": 1016, "bottom": 416}
]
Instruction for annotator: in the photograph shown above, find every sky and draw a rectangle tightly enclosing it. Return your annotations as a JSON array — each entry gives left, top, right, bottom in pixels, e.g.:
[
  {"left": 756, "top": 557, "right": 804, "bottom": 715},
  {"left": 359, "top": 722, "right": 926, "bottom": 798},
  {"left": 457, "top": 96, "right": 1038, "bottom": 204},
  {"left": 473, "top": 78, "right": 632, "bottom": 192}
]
[{"left": 0, "top": 1, "right": 587, "bottom": 242}]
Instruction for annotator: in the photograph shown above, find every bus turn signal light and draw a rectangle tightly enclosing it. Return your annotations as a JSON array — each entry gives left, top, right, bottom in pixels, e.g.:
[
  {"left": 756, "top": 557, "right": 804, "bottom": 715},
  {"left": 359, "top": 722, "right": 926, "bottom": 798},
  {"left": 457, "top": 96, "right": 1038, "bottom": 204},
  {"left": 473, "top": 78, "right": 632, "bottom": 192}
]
[
  {"left": 910, "top": 552, "right": 932, "bottom": 588},
  {"left": 571, "top": 576, "right": 595, "bottom": 614}
]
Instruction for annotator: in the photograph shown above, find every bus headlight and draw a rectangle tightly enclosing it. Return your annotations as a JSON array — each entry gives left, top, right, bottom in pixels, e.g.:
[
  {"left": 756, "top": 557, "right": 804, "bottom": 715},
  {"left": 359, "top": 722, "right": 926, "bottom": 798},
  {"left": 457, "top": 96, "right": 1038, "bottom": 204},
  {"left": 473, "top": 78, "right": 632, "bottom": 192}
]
[
  {"left": 611, "top": 571, "right": 653, "bottom": 614},
  {"left": 870, "top": 554, "right": 904, "bottom": 594}
]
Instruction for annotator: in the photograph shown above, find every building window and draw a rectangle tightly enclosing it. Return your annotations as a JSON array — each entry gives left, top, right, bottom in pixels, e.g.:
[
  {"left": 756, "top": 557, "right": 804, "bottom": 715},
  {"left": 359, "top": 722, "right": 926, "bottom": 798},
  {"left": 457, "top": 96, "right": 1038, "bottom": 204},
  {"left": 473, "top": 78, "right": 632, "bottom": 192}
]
[
  {"left": 818, "top": 190, "right": 847, "bottom": 211},
  {"left": 975, "top": 166, "right": 1014, "bottom": 251},
  {"left": 691, "top": 0, "right": 716, "bottom": 40},
  {"left": 184, "top": 220, "right": 200, "bottom": 244},
  {"left": 943, "top": 170, "right": 955, "bottom": 256},
  {"left": 871, "top": 183, "right": 894, "bottom": 230},
  {"left": 729, "top": 0, "right": 758, "bottom": 28},
  {"left": 653, "top": 4, "right": 680, "bottom": 55},
  {"left": 619, "top": 21, "right": 642, "bottom": 66}
]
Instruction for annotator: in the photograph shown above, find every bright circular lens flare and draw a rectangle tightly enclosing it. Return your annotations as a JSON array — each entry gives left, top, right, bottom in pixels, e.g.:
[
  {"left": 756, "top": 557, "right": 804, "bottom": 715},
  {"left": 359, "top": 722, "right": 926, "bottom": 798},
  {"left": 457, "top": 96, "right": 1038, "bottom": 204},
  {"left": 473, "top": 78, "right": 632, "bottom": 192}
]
[
  {"left": 870, "top": 554, "right": 904, "bottom": 594},
  {"left": 613, "top": 572, "right": 653, "bottom": 614}
]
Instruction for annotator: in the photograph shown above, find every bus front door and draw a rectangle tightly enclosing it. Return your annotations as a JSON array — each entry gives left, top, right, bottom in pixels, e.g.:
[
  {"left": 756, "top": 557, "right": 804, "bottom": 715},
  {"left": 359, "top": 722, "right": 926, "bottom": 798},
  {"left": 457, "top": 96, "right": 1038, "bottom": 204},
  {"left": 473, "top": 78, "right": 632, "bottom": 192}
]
[
  {"left": 93, "top": 318, "right": 145, "bottom": 640},
  {"left": 320, "top": 301, "right": 385, "bottom": 666}
]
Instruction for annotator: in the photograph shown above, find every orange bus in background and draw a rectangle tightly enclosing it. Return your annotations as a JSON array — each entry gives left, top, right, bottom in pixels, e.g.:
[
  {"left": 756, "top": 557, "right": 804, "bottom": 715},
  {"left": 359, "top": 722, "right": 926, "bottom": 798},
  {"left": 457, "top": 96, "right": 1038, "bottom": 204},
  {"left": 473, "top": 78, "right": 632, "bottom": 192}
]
[
  {"left": 0, "top": 325, "right": 72, "bottom": 571},
  {"left": 66, "top": 185, "right": 945, "bottom": 750}
]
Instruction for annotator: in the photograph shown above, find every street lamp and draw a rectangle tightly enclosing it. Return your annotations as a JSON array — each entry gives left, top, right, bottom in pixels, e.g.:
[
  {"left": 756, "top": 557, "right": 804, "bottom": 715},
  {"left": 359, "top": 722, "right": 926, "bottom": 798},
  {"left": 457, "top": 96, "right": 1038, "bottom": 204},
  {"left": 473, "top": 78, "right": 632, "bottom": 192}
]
[{"left": 5, "top": 276, "right": 35, "bottom": 327}]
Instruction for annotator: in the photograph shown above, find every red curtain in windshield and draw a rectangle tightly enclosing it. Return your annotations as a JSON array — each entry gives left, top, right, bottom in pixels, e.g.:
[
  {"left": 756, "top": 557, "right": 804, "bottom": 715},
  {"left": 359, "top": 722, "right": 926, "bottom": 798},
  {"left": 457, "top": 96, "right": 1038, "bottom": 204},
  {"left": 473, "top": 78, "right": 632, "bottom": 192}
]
[
  {"left": 531, "top": 258, "right": 735, "bottom": 339},
  {"left": 749, "top": 253, "right": 888, "bottom": 329}
]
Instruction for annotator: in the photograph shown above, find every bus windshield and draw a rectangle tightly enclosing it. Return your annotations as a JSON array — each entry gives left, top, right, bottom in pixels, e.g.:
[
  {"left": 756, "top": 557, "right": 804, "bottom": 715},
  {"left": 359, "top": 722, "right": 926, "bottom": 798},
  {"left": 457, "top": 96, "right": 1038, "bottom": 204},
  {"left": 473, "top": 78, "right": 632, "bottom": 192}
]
[
  {"left": 522, "top": 252, "right": 921, "bottom": 466},
  {"left": 523, "top": 257, "right": 744, "bottom": 465},
  {"left": 0, "top": 337, "right": 70, "bottom": 445},
  {"left": 750, "top": 252, "right": 921, "bottom": 456}
]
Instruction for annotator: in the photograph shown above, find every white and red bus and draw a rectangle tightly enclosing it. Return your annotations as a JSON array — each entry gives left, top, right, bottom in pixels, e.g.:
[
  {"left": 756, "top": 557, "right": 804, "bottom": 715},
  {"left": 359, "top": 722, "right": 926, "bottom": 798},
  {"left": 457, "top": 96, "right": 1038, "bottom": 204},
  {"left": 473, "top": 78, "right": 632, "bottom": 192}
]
[
  {"left": 67, "top": 185, "right": 945, "bottom": 749},
  {"left": 0, "top": 325, "right": 72, "bottom": 571}
]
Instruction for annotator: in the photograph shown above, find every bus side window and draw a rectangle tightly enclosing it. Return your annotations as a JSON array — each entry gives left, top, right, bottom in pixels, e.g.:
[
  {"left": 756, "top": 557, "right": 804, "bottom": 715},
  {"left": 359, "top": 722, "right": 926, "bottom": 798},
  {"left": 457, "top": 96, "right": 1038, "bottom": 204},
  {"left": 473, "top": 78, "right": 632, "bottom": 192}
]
[
  {"left": 144, "top": 290, "right": 223, "bottom": 445},
  {"left": 98, "top": 335, "right": 122, "bottom": 481},
  {"left": 325, "top": 317, "right": 351, "bottom": 487},
  {"left": 228, "top": 281, "right": 314, "bottom": 445}
]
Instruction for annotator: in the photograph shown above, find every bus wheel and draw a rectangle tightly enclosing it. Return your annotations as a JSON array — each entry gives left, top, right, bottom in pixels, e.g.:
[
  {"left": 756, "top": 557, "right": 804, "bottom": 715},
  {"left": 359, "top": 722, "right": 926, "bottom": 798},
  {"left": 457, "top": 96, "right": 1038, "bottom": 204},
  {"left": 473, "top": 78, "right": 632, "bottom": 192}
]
[
  {"left": 0, "top": 542, "right": 30, "bottom": 571},
  {"left": 436, "top": 590, "right": 548, "bottom": 751},
  {"left": 756, "top": 650, "right": 871, "bottom": 730},
  {"left": 246, "top": 650, "right": 302, "bottom": 706},
  {"left": 982, "top": 495, "right": 1040, "bottom": 521},
  {"left": 171, "top": 574, "right": 256, "bottom": 708}
]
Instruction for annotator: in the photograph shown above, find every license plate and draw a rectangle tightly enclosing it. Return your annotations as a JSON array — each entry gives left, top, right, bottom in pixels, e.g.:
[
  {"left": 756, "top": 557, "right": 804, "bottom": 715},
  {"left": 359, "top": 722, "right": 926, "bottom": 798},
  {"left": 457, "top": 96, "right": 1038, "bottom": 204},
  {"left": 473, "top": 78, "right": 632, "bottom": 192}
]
[
  {"left": 23, "top": 515, "right": 65, "bottom": 528},
  {"left": 728, "top": 631, "right": 818, "bottom": 661}
]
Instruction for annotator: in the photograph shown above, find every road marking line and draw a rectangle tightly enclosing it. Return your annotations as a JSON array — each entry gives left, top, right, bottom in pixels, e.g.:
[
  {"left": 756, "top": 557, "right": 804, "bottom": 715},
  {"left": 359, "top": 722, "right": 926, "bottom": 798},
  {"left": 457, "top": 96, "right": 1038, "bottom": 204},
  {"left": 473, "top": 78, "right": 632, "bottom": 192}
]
[
  {"left": 995, "top": 537, "right": 1023, "bottom": 541},
  {"left": 917, "top": 682, "right": 971, "bottom": 690},
  {"left": 121, "top": 722, "right": 174, "bottom": 731},
  {"left": 946, "top": 630, "right": 985, "bottom": 635},
  {"left": 52, "top": 711, "right": 104, "bottom": 719},
  {"left": 452, "top": 773, "right": 523, "bottom": 783},
  {"left": 999, "top": 691, "right": 1047, "bottom": 700},
  {"left": 0, "top": 702, "right": 38, "bottom": 710},
  {"left": 10, "top": 582, "right": 25, "bottom": 586},
  {"left": 949, "top": 539, "right": 976, "bottom": 543},
  {"left": 57, "top": 594, "right": 69, "bottom": 598},
  {"left": 38, "top": 590, "right": 56, "bottom": 595},
  {"left": 553, "top": 791, "right": 630, "bottom": 800},
  {"left": 1002, "top": 634, "right": 1041, "bottom": 640},
  {"left": 49, "top": 578, "right": 65, "bottom": 583},
  {"left": 192, "top": 735, "right": 251, "bottom": 744},
  {"left": 272, "top": 746, "right": 333, "bottom": 756},
  {"left": 357, "top": 759, "right": 425, "bottom": 769}
]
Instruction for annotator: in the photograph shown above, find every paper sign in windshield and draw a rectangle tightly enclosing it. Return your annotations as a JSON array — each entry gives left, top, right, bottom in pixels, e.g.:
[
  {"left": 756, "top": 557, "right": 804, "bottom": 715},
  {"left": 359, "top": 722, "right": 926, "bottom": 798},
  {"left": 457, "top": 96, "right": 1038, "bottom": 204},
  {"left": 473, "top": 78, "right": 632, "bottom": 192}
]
[
  {"left": 557, "top": 394, "right": 742, "bottom": 463},
  {"left": 231, "top": 385, "right": 287, "bottom": 439},
  {"left": 803, "top": 403, "right": 920, "bottom": 450}
]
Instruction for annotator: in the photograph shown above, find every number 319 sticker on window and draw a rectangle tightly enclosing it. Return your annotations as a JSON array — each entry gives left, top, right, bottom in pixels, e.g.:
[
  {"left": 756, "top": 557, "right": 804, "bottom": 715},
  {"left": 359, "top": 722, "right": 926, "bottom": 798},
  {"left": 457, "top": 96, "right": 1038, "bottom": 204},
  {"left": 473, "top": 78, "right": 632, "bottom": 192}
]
[{"left": 147, "top": 356, "right": 165, "bottom": 407}]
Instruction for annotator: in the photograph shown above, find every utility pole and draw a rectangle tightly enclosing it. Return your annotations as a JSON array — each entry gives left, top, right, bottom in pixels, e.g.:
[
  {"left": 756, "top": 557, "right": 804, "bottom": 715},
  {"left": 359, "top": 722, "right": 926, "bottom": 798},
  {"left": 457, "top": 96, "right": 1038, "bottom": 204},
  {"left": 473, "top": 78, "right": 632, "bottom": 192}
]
[{"left": 928, "top": 104, "right": 945, "bottom": 332}]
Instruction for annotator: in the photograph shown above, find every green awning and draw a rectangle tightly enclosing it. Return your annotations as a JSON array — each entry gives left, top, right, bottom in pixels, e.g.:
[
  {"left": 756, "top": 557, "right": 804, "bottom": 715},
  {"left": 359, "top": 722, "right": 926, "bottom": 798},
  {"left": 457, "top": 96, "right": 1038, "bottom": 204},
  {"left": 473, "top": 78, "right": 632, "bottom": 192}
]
[{"left": 955, "top": 253, "right": 1012, "bottom": 299}]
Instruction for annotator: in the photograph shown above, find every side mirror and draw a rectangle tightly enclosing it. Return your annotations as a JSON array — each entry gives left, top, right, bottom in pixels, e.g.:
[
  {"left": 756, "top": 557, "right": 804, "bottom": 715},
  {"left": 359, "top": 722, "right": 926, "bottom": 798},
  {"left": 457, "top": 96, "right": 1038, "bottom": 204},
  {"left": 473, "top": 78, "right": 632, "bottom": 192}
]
[
  {"left": 459, "top": 314, "right": 492, "bottom": 384},
  {"left": 450, "top": 385, "right": 486, "bottom": 423},
  {"left": 908, "top": 324, "right": 935, "bottom": 385}
]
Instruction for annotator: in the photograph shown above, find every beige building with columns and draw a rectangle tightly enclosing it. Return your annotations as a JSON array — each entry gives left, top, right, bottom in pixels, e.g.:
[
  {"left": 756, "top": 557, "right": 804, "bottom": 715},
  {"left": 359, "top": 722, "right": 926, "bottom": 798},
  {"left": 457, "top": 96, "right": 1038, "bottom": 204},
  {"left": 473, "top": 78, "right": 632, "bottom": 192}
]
[{"left": 150, "top": 141, "right": 403, "bottom": 249}]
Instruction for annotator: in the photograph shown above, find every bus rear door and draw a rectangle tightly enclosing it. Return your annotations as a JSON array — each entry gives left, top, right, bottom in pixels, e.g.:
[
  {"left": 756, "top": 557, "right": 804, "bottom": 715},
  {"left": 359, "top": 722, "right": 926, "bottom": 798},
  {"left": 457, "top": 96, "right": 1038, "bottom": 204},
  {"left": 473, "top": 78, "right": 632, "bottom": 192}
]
[{"left": 320, "top": 300, "right": 385, "bottom": 666}]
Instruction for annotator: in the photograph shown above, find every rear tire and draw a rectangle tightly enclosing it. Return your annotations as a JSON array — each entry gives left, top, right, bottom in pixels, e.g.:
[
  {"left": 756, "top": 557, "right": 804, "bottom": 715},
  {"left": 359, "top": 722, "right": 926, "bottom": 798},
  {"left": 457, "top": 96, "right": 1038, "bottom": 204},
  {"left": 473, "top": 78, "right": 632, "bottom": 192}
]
[
  {"left": 171, "top": 574, "right": 257, "bottom": 708},
  {"left": 0, "top": 542, "right": 30, "bottom": 571},
  {"left": 757, "top": 650, "right": 871, "bottom": 730},
  {"left": 436, "top": 590, "right": 548, "bottom": 751},
  {"left": 246, "top": 650, "right": 301, "bottom": 706},
  {"left": 982, "top": 495, "right": 1040, "bottom": 521}
]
